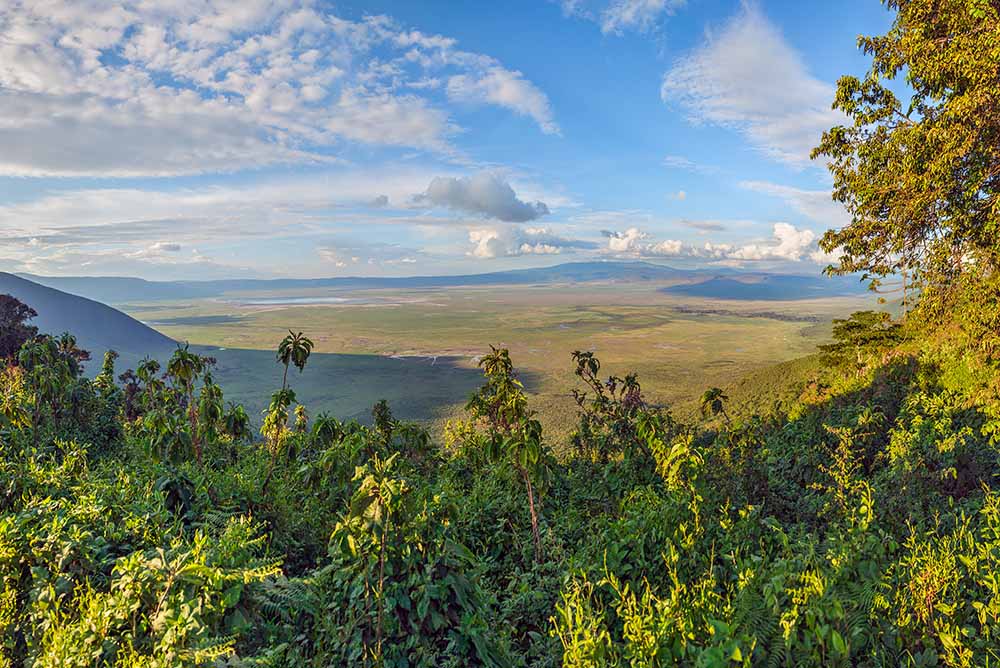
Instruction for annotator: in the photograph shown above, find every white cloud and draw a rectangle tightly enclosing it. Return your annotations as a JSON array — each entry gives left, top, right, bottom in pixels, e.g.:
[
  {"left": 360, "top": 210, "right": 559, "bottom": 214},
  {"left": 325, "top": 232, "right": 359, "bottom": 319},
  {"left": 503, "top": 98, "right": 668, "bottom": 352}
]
[
  {"left": 603, "top": 227, "right": 649, "bottom": 253},
  {"left": 727, "top": 222, "right": 815, "bottom": 261},
  {"left": 317, "top": 239, "right": 424, "bottom": 268},
  {"left": 0, "top": 2, "right": 557, "bottom": 176},
  {"left": 603, "top": 228, "right": 686, "bottom": 257},
  {"left": 420, "top": 173, "right": 550, "bottom": 222},
  {"left": 661, "top": 3, "right": 843, "bottom": 166},
  {"left": 469, "top": 226, "right": 593, "bottom": 258},
  {"left": 601, "top": 0, "right": 686, "bottom": 34},
  {"left": 663, "top": 154, "right": 719, "bottom": 175},
  {"left": 447, "top": 68, "right": 559, "bottom": 135},
  {"left": 739, "top": 180, "right": 850, "bottom": 230},
  {"left": 561, "top": 0, "right": 686, "bottom": 35},
  {"left": 602, "top": 222, "right": 823, "bottom": 263}
]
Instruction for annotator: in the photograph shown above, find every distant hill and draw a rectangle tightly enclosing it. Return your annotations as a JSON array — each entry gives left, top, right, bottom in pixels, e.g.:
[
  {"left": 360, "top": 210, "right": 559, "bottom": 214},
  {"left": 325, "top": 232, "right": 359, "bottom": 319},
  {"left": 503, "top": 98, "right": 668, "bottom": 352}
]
[
  {"left": 0, "top": 273, "right": 176, "bottom": 375},
  {"left": 14, "top": 274, "right": 219, "bottom": 304},
  {"left": 20, "top": 262, "right": 697, "bottom": 304},
  {"left": 19, "top": 263, "right": 867, "bottom": 306},
  {"left": 662, "top": 275, "right": 868, "bottom": 301}
]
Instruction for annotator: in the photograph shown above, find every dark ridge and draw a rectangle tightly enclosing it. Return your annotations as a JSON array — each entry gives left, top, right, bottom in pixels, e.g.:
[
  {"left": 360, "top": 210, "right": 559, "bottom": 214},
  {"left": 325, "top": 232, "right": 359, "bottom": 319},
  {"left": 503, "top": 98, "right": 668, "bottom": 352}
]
[{"left": 0, "top": 272, "right": 176, "bottom": 375}]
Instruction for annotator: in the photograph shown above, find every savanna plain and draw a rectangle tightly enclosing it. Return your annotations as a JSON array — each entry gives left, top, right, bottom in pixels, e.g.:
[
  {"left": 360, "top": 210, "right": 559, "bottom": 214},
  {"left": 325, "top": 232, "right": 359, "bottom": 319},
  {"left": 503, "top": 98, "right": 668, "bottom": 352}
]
[{"left": 127, "top": 280, "right": 872, "bottom": 437}]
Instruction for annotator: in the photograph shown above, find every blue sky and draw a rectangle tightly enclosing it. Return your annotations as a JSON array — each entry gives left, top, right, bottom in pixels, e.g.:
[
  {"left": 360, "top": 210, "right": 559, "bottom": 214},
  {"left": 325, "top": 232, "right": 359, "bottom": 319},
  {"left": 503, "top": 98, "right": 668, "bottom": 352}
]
[{"left": 0, "top": 0, "right": 893, "bottom": 279}]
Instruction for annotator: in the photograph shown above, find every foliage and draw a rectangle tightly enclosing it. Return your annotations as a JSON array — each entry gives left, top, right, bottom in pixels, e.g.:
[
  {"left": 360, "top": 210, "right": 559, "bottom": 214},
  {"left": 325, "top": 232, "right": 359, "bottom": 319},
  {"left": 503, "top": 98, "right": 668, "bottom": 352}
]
[
  {"left": 0, "top": 295, "right": 38, "bottom": 361},
  {"left": 819, "top": 310, "right": 905, "bottom": 367},
  {"left": 699, "top": 387, "right": 730, "bottom": 423},
  {"left": 464, "top": 347, "right": 551, "bottom": 563},
  {"left": 276, "top": 330, "right": 313, "bottom": 391},
  {"left": 813, "top": 0, "right": 1000, "bottom": 288}
]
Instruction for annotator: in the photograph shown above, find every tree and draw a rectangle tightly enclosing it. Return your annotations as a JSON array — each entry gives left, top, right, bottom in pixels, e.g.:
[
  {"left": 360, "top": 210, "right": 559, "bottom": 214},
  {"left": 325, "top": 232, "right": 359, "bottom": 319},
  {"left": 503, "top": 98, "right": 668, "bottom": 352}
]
[
  {"left": 136, "top": 357, "right": 163, "bottom": 412},
  {"left": 372, "top": 399, "right": 394, "bottom": 446},
  {"left": 17, "top": 336, "right": 73, "bottom": 433},
  {"left": 819, "top": 310, "right": 904, "bottom": 367},
  {"left": 277, "top": 330, "right": 314, "bottom": 390},
  {"left": 94, "top": 349, "right": 119, "bottom": 393},
  {"left": 570, "top": 350, "right": 652, "bottom": 462},
  {"left": 166, "top": 344, "right": 207, "bottom": 463},
  {"left": 466, "top": 346, "right": 546, "bottom": 562},
  {"left": 119, "top": 369, "right": 142, "bottom": 422},
  {"left": 222, "top": 402, "right": 252, "bottom": 443},
  {"left": 260, "top": 387, "right": 296, "bottom": 494},
  {"left": 55, "top": 332, "right": 91, "bottom": 378},
  {"left": 0, "top": 294, "right": 38, "bottom": 360},
  {"left": 699, "top": 387, "right": 730, "bottom": 424},
  {"left": 812, "top": 0, "right": 1000, "bottom": 301}
]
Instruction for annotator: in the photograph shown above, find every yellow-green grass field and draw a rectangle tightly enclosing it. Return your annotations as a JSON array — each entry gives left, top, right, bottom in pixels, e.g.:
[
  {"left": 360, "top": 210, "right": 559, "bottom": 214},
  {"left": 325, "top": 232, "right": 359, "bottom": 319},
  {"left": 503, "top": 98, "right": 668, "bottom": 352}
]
[{"left": 121, "top": 282, "right": 875, "bottom": 441}]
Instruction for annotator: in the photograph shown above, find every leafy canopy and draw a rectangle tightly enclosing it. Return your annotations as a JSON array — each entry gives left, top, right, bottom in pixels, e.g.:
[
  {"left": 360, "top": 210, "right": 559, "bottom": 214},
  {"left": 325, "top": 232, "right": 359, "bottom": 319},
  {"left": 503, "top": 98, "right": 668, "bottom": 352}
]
[{"left": 813, "top": 0, "right": 1000, "bottom": 291}]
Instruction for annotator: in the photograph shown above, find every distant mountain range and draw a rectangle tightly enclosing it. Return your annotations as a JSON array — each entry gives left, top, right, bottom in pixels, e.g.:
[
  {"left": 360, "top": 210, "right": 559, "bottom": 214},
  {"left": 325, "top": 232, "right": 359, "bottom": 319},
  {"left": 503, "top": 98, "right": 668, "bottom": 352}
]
[
  {"left": 18, "top": 261, "right": 697, "bottom": 304},
  {"left": 0, "top": 272, "right": 176, "bottom": 375},
  {"left": 661, "top": 274, "right": 869, "bottom": 301},
  {"left": 16, "top": 261, "right": 865, "bottom": 305}
]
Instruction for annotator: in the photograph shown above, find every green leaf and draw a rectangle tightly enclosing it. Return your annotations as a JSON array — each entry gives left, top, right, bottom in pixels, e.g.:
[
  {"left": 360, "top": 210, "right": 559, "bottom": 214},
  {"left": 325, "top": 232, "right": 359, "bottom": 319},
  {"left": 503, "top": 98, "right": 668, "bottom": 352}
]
[{"left": 831, "top": 630, "right": 847, "bottom": 655}]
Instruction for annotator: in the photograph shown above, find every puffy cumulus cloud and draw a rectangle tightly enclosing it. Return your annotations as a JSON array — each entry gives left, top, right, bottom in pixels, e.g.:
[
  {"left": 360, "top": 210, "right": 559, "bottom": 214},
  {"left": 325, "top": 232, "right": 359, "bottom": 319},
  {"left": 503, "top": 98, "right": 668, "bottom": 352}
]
[
  {"left": 603, "top": 228, "right": 687, "bottom": 257},
  {"left": 0, "top": 1, "right": 558, "bottom": 176},
  {"left": 602, "top": 223, "right": 824, "bottom": 263},
  {"left": 420, "top": 173, "right": 550, "bottom": 222},
  {"left": 809, "top": 246, "right": 841, "bottom": 266},
  {"left": 661, "top": 3, "right": 844, "bottom": 167},
  {"left": 727, "top": 223, "right": 815, "bottom": 261},
  {"left": 150, "top": 242, "right": 181, "bottom": 253},
  {"left": 469, "top": 226, "right": 594, "bottom": 258},
  {"left": 649, "top": 239, "right": 684, "bottom": 256},
  {"left": 603, "top": 227, "right": 649, "bottom": 253}
]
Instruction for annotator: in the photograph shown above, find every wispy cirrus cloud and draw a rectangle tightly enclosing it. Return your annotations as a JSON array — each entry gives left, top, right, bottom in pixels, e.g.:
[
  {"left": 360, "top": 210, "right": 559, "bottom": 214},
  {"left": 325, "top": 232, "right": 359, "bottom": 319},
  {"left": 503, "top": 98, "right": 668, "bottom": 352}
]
[
  {"left": 663, "top": 154, "right": 721, "bottom": 175},
  {"left": 560, "top": 0, "right": 686, "bottom": 34},
  {"left": 739, "top": 180, "right": 850, "bottom": 230},
  {"left": 661, "top": 3, "right": 843, "bottom": 167}
]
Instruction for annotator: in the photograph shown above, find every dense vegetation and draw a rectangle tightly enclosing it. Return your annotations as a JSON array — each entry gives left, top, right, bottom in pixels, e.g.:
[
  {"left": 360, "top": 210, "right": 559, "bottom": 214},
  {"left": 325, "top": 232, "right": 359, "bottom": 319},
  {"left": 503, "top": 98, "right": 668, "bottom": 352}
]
[{"left": 3, "top": 1, "right": 1000, "bottom": 665}]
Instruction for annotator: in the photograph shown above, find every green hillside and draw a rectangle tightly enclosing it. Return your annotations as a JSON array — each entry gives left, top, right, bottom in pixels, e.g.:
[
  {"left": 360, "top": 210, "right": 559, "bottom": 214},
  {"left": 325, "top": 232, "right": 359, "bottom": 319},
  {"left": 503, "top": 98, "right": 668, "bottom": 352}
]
[{"left": 0, "top": 272, "right": 176, "bottom": 374}]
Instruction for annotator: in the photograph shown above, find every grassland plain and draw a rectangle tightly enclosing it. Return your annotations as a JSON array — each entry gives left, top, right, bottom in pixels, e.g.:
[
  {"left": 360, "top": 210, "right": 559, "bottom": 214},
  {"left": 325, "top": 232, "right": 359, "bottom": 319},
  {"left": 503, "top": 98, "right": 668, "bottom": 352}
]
[{"left": 123, "top": 281, "right": 875, "bottom": 442}]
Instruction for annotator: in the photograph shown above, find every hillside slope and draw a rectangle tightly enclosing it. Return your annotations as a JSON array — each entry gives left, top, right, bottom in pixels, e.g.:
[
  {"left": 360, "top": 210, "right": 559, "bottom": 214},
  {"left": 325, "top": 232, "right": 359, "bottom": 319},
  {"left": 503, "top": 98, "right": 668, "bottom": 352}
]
[{"left": 0, "top": 272, "right": 176, "bottom": 374}]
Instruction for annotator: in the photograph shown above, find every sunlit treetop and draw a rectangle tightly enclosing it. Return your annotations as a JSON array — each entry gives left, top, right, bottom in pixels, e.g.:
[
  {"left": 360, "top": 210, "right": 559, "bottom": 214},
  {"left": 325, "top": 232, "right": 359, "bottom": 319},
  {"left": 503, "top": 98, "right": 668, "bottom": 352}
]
[{"left": 814, "top": 0, "right": 1000, "bottom": 290}]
